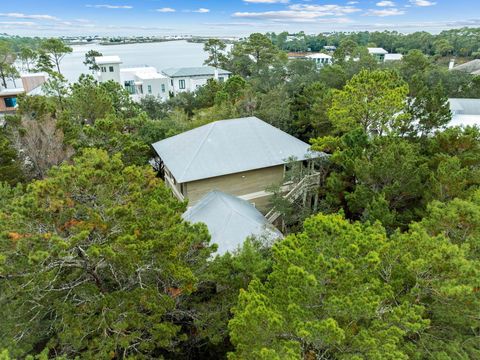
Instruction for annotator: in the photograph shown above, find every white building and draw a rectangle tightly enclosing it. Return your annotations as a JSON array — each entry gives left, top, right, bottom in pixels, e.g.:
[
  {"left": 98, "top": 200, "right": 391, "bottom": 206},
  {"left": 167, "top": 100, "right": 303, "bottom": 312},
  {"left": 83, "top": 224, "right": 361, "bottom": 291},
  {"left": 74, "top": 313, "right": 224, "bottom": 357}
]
[
  {"left": 305, "top": 53, "right": 332, "bottom": 68},
  {"left": 161, "top": 66, "right": 231, "bottom": 95},
  {"left": 120, "top": 66, "right": 169, "bottom": 102},
  {"left": 94, "top": 56, "right": 231, "bottom": 100},
  {"left": 95, "top": 56, "right": 122, "bottom": 83},
  {"left": 448, "top": 98, "right": 480, "bottom": 127},
  {"left": 384, "top": 53, "right": 403, "bottom": 62},
  {"left": 367, "top": 47, "right": 388, "bottom": 62}
]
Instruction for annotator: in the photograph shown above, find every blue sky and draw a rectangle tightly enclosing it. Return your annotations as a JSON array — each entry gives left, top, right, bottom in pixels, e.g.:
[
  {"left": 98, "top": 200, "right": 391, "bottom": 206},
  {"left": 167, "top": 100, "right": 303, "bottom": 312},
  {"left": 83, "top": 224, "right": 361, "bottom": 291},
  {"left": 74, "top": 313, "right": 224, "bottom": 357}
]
[{"left": 1, "top": 0, "right": 478, "bottom": 36}]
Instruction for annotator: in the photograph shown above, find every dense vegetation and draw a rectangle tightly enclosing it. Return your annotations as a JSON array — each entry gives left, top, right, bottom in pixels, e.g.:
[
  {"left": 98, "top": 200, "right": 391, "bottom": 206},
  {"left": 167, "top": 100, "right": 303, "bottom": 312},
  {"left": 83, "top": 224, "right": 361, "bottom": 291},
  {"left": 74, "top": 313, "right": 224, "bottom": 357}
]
[
  {"left": 0, "top": 31, "right": 479, "bottom": 359},
  {"left": 267, "top": 28, "right": 480, "bottom": 58}
]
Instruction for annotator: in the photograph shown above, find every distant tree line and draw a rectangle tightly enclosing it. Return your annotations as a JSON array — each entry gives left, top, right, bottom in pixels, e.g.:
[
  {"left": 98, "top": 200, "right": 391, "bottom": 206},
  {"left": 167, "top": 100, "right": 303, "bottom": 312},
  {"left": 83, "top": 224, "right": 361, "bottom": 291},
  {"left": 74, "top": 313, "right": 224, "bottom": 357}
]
[{"left": 267, "top": 28, "right": 480, "bottom": 59}]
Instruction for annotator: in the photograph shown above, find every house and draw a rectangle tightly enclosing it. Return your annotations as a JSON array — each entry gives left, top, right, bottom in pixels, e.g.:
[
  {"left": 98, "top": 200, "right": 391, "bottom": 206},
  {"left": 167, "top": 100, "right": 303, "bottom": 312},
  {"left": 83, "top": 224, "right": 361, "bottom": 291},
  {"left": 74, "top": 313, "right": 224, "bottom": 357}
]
[
  {"left": 95, "top": 56, "right": 170, "bottom": 101},
  {"left": 161, "top": 66, "right": 231, "bottom": 95},
  {"left": 448, "top": 98, "right": 480, "bottom": 127},
  {"left": 0, "top": 73, "right": 47, "bottom": 112},
  {"left": 305, "top": 53, "right": 333, "bottom": 68},
  {"left": 384, "top": 53, "right": 403, "bottom": 62},
  {"left": 0, "top": 88, "right": 23, "bottom": 112},
  {"left": 95, "top": 55, "right": 122, "bottom": 83},
  {"left": 151, "top": 116, "right": 321, "bottom": 213},
  {"left": 367, "top": 47, "right": 388, "bottom": 62},
  {"left": 120, "top": 66, "right": 169, "bottom": 102},
  {"left": 323, "top": 45, "right": 337, "bottom": 52},
  {"left": 450, "top": 59, "right": 480, "bottom": 76},
  {"left": 182, "top": 190, "right": 283, "bottom": 254}
]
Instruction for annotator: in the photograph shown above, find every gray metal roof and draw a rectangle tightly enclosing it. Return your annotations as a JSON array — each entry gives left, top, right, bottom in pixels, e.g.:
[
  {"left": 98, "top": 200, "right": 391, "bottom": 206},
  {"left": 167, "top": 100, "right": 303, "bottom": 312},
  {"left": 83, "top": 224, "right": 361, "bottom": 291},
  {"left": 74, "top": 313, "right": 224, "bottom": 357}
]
[
  {"left": 367, "top": 47, "right": 388, "bottom": 55},
  {"left": 452, "top": 59, "right": 480, "bottom": 74},
  {"left": 161, "top": 66, "right": 231, "bottom": 78},
  {"left": 182, "top": 191, "right": 283, "bottom": 254},
  {"left": 448, "top": 98, "right": 480, "bottom": 127},
  {"left": 152, "top": 116, "right": 320, "bottom": 183},
  {"left": 449, "top": 98, "right": 480, "bottom": 115}
]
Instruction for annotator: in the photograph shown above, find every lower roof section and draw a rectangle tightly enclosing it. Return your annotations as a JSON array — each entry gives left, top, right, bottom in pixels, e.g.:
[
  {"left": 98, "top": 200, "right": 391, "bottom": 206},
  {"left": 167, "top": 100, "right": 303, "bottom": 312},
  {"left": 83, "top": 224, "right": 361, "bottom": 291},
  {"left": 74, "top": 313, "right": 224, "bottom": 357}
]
[{"left": 182, "top": 190, "right": 283, "bottom": 255}]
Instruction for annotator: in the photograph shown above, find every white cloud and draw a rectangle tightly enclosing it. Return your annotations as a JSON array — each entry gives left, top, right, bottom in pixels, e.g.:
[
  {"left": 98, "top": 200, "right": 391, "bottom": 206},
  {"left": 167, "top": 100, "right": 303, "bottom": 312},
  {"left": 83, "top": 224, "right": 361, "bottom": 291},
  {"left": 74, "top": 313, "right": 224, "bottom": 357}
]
[
  {"left": 193, "top": 8, "right": 210, "bottom": 13},
  {"left": 243, "top": 0, "right": 289, "bottom": 3},
  {"left": 233, "top": 4, "right": 360, "bottom": 22},
  {"left": 0, "top": 12, "right": 59, "bottom": 20},
  {"left": 156, "top": 8, "right": 176, "bottom": 13},
  {"left": 376, "top": 1, "right": 395, "bottom": 6},
  {"left": 409, "top": 0, "right": 436, "bottom": 6},
  {"left": 347, "top": 1, "right": 359, "bottom": 4},
  {"left": 0, "top": 21, "right": 36, "bottom": 26},
  {"left": 86, "top": 4, "right": 133, "bottom": 9},
  {"left": 365, "top": 8, "right": 405, "bottom": 16},
  {"left": 288, "top": 4, "right": 360, "bottom": 14}
]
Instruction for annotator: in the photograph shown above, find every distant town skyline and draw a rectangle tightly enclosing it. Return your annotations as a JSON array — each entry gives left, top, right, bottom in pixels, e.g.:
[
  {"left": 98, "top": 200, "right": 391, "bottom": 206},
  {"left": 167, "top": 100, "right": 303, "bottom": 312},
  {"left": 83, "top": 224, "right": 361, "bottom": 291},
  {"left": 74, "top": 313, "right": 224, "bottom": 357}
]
[{"left": 2, "top": 0, "right": 479, "bottom": 36}]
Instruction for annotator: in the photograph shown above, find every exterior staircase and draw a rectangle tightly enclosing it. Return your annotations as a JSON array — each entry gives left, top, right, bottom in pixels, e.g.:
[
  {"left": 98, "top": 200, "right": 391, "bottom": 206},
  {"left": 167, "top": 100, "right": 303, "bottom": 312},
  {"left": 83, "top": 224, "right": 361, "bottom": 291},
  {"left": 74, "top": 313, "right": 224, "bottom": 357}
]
[{"left": 265, "top": 172, "right": 321, "bottom": 224}]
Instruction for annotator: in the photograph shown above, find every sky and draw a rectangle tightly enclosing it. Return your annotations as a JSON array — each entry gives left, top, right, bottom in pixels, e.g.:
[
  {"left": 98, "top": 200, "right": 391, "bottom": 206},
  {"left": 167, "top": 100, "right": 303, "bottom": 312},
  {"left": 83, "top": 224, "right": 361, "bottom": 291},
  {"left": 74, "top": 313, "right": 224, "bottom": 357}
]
[{"left": 1, "top": 0, "right": 479, "bottom": 37}]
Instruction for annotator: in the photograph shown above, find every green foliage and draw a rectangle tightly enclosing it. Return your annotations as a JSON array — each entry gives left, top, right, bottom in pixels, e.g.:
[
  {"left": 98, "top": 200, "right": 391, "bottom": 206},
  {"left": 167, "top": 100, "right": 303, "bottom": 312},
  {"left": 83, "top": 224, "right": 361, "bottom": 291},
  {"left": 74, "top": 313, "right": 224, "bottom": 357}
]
[
  {"left": 229, "top": 213, "right": 479, "bottom": 359},
  {"left": 0, "top": 131, "right": 23, "bottom": 185},
  {"left": 227, "top": 33, "right": 285, "bottom": 77},
  {"left": 203, "top": 38, "right": 228, "bottom": 68},
  {"left": 328, "top": 69, "right": 409, "bottom": 135},
  {"left": 39, "top": 38, "right": 72, "bottom": 74},
  {"left": 0, "top": 149, "right": 213, "bottom": 358},
  {"left": 83, "top": 49, "right": 103, "bottom": 72}
]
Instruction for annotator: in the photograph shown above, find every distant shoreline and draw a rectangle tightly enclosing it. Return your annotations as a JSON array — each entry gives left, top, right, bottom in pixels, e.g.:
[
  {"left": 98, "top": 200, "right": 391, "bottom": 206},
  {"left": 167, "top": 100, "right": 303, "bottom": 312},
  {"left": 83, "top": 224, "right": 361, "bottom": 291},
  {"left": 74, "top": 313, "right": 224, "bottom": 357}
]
[{"left": 67, "top": 38, "right": 237, "bottom": 46}]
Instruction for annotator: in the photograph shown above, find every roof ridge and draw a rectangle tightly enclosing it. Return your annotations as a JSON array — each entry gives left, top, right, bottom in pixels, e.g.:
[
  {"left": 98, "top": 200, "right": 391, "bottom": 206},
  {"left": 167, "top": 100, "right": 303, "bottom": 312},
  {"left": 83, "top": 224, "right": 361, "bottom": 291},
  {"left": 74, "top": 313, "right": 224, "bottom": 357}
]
[{"left": 179, "top": 122, "right": 217, "bottom": 181}]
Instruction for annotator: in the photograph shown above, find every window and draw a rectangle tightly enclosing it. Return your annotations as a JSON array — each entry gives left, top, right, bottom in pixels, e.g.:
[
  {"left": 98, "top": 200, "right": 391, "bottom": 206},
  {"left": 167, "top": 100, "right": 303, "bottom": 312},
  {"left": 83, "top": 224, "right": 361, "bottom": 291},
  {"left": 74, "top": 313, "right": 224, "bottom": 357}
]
[
  {"left": 179, "top": 79, "right": 186, "bottom": 89},
  {"left": 170, "top": 79, "right": 174, "bottom": 86},
  {"left": 147, "top": 85, "right": 152, "bottom": 94},
  {"left": 124, "top": 80, "right": 136, "bottom": 95},
  {"left": 109, "top": 66, "right": 114, "bottom": 72},
  {"left": 218, "top": 76, "right": 224, "bottom": 83},
  {"left": 101, "top": 66, "right": 106, "bottom": 72},
  {"left": 161, "top": 84, "right": 166, "bottom": 93},
  {"left": 4, "top": 97, "right": 17, "bottom": 108}
]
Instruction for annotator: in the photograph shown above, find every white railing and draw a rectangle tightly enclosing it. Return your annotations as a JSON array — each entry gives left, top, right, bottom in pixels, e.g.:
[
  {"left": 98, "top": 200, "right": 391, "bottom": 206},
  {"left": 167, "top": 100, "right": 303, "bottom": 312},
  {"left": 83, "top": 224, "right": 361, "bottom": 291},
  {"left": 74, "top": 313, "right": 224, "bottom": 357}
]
[{"left": 266, "top": 173, "right": 320, "bottom": 223}]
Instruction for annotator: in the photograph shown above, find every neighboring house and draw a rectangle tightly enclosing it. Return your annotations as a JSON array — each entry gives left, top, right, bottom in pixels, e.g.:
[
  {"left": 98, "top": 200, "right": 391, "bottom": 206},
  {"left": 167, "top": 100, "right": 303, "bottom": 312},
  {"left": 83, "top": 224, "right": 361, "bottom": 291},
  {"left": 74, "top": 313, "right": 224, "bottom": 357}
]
[
  {"left": 323, "top": 45, "right": 337, "bottom": 52},
  {"left": 367, "top": 47, "right": 388, "bottom": 62},
  {"left": 120, "top": 66, "right": 169, "bottom": 102},
  {"left": 95, "top": 56, "right": 170, "bottom": 101},
  {"left": 451, "top": 59, "right": 480, "bottom": 76},
  {"left": 305, "top": 53, "right": 333, "bottom": 68},
  {"left": 152, "top": 116, "right": 321, "bottom": 213},
  {"left": 182, "top": 190, "right": 283, "bottom": 254},
  {"left": 384, "top": 53, "right": 403, "bottom": 62},
  {"left": 161, "top": 66, "right": 231, "bottom": 95},
  {"left": 0, "top": 73, "right": 47, "bottom": 112},
  {"left": 95, "top": 56, "right": 122, "bottom": 83},
  {"left": 95, "top": 56, "right": 231, "bottom": 99},
  {"left": 448, "top": 98, "right": 480, "bottom": 127}
]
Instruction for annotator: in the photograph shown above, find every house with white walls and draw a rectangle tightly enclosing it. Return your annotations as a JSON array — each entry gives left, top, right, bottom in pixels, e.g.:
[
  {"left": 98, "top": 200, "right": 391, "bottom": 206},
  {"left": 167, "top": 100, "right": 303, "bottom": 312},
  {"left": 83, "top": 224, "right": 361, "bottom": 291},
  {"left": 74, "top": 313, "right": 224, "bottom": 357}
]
[
  {"left": 161, "top": 66, "right": 231, "bottom": 95},
  {"left": 120, "top": 66, "right": 170, "bottom": 102},
  {"left": 305, "top": 53, "right": 332, "bottom": 68},
  {"left": 95, "top": 56, "right": 122, "bottom": 83},
  {"left": 95, "top": 56, "right": 170, "bottom": 101},
  {"left": 94, "top": 56, "right": 231, "bottom": 100},
  {"left": 384, "top": 53, "right": 403, "bottom": 62},
  {"left": 367, "top": 47, "right": 388, "bottom": 62}
]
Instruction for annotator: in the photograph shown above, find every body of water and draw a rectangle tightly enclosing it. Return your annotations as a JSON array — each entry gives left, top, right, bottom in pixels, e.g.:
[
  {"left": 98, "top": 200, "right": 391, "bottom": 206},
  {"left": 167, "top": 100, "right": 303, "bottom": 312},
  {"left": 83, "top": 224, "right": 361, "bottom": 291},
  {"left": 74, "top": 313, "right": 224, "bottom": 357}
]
[{"left": 60, "top": 41, "right": 210, "bottom": 83}]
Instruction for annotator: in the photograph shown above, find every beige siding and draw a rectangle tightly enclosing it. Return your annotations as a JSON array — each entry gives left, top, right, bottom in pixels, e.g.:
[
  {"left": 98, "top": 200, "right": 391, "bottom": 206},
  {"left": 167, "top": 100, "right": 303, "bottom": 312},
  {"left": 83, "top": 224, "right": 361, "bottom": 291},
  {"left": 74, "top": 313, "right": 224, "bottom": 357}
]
[{"left": 185, "top": 165, "right": 284, "bottom": 205}]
